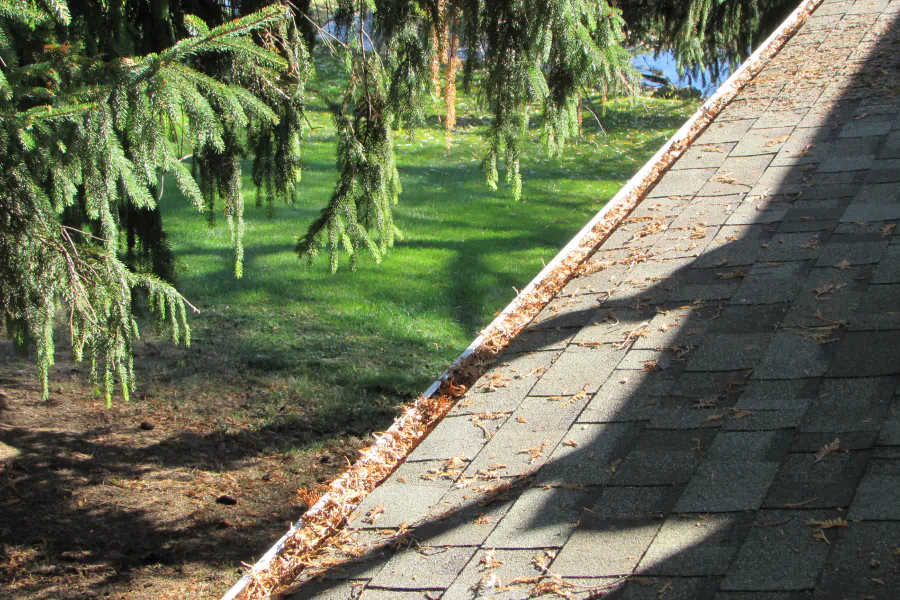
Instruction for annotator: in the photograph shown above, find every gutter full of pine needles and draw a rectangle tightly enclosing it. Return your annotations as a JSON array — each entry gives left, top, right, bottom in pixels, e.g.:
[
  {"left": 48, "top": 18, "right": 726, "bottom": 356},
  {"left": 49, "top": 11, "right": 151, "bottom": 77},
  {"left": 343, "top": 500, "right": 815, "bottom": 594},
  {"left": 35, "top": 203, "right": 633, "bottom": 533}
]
[{"left": 224, "top": 1, "right": 826, "bottom": 597}]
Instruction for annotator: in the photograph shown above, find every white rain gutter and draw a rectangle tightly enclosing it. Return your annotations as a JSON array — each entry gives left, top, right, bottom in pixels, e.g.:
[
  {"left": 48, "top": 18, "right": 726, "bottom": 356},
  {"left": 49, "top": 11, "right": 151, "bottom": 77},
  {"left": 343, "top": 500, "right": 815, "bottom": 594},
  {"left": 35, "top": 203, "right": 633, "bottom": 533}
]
[{"left": 222, "top": 1, "right": 823, "bottom": 597}]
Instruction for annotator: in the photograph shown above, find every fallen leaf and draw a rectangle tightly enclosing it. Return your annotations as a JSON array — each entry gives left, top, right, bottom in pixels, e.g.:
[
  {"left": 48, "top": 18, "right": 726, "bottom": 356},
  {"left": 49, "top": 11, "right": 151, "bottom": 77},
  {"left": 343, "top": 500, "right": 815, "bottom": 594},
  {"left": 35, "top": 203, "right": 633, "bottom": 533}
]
[
  {"left": 813, "top": 529, "right": 831, "bottom": 544},
  {"left": 814, "top": 282, "right": 845, "bottom": 300},
  {"left": 718, "top": 269, "right": 750, "bottom": 280},
  {"left": 836, "top": 259, "right": 851, "bottom": 270},
  {"left": 815, "top": 438, "right": 841, "bottom": 462},
  {"left": 517, "top": 441, "right": 549, "bottom": 464},
  {"left": 562, "top": 439, "right": 580, "bottom": 448},
  {"left": 806, "top": 518, "right": 849, "bottom": 530},
  {"left": 764, "top": 134, "right": 791, "bottom": 149},
  {"left": 713, "top": 173, "right": 739, "bottom": 185},
  {"left": 558, "top": 483, "right": 587, "bottom": 492},
  {"left": 363, "top": 505, "right": 385, "bottom": 525}
]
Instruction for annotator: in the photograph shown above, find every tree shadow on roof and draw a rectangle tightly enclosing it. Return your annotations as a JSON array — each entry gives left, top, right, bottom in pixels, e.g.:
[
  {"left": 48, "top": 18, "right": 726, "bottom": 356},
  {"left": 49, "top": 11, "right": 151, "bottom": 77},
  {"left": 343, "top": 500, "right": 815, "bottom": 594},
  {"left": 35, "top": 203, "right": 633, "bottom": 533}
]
[{"left": 282, "top": 6, "right": 900, "bottom": 599}]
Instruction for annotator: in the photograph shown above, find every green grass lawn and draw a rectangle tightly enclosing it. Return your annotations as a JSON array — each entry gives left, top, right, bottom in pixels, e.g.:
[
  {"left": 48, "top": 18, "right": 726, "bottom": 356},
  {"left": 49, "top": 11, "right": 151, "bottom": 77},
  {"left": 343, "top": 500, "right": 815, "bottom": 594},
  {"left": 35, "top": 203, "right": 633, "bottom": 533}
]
[{"left": 154, "top": 67, "right": 699, "bottom": 440}]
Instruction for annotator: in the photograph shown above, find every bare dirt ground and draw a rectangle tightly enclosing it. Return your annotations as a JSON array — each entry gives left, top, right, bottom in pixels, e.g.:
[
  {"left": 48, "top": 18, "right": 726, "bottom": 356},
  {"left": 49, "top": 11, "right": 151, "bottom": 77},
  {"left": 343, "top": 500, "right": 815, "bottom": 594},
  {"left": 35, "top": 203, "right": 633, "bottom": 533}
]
[{"left": 0, "top": 338, "right": 384, "bottom": 599}]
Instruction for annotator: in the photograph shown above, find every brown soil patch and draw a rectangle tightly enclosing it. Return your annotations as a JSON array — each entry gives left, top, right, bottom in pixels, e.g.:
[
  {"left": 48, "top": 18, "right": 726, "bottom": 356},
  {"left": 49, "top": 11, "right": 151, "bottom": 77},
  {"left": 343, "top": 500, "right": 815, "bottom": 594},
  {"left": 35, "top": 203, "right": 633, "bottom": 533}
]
[{"left": 0, "top": 340, "right": 375, "bottom": 600}]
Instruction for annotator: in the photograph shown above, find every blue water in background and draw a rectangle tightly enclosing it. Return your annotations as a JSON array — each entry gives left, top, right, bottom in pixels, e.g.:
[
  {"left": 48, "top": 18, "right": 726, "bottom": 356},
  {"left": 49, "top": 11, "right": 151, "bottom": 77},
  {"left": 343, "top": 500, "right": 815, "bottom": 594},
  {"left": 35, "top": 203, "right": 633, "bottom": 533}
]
[{"left": 633, "top": 52, "right": 730, "bottom": 98}]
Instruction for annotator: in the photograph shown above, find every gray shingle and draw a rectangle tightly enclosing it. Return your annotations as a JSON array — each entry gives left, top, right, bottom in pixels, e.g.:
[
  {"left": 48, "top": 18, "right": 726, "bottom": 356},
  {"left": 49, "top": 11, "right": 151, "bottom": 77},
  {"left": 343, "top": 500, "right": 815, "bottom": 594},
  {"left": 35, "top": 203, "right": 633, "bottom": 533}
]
[
  {"left": 721, "top": 510, "right": 835, "bottom": 591},
  {"left": 674, "top": 461, "right": 779, "bottom": 512},
  {"left": 754, "top": 332, "right": 833, "bottom": 379},
  {"left": 484, "top": 487, "right": 587, "bottom": 549},
  {"left": 637, "top": 513, "right": 754, "bottom": 576},
  {"left": 367, "top": 545, "right": 477, "bottom": 590},
  {"left": 764, "top": 451, "right": 870, "bottom": 509}
]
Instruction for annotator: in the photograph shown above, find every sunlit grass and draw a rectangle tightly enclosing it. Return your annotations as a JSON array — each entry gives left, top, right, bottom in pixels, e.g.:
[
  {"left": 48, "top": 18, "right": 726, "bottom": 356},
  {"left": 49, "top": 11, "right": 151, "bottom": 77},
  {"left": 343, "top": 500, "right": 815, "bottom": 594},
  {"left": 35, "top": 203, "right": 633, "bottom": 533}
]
[{"left": 155, "top": 67, "right": 699, "bottom": 432}]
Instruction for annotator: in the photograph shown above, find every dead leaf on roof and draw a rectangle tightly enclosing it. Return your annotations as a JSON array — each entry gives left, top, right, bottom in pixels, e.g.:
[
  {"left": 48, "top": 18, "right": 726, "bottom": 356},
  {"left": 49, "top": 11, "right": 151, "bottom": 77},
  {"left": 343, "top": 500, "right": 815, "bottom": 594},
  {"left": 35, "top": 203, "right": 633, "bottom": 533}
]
[
  {"left": 524, "top": 365, "right": 549, "bottom": 378},
  {"left": 713, "top": 173, "right": 740, "bottom": 185},
  {"left": 516, "top": 415, "right": 528, "bottom": 424},
  {"left": 836, "top": 259, "right": 851, "bottom": 270},
  {"left": 472, "top": 412, "right": 507, "bottom": 440},
  {"left": 802, "top": 239, "right": 820, "bottom": 249},
  {"left": 717, "top": 268, "right": 750, "bottom": 280},
  {"left": 447, "top": 381, "right": 468, "bottom": 397},
  {"left": 657, "top": 581, "right": 674, "bottom": 599},
  {"left": 480, "top": 548, "right": 503, "bottom": 570},
  {"left": 482, "top": 371, "right": 513, "bottom": 392},
  {"left": 529, "top": 579, "right": 576, "bottom": 598},
  {"left": 362, "top": 505, "right": 385, "bottom": 525},
  {"left": 812, "top": 529, "right": 831, "bottom": 544},
  {"left": 557, "top": 483, "right": 587, "bottom": 492},
  {"left": 562, "top": 439, "right": 580, "bottom": 448},
  {"left": 629, "top": 219, "right": 669, "bottom": 243},
  {"left": 643, "top": 358, "right": 661, "bottom": 372},
  {"left": 815, "top": 438, "right": 841, "bottom": 462},
  {"left": 688, "top": 224, "right": 709, "bottom": 240},
  {"left": 694, "top": 397, "right": 718, "bottom": 410},
  {"left": 730, "top": 409, "right": 753, "bottom": 420},
  {"left": 764, "top": 134, "right": 791, "bottom": 149},
  {"left": 807, "top": 518, "right": 848, "bottom": 530},
  {"left": 814, "top": 282, "right": 845, "bottom": 300},
  {"left": 561, "top": 383, "right": 591, "bottom": 407},
  {"left": 618, "top": 322, "right": 650, "bottom": 350},
  {"left": 712, "top": 258, "right": 729, "bottom": 267},
  {"left": 881, "top": 223, "right": 897, "bottom": 237},
  {"left": 518, "top": 441, "right": 549, "bottom": 464}
]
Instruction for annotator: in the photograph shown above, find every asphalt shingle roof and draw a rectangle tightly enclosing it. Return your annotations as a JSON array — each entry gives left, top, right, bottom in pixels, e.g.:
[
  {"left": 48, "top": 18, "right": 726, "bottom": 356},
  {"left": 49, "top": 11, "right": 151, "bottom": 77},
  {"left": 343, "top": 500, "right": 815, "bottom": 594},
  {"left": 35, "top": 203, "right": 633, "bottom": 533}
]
[{"left": 289, "top": 1, "right": 900, "bottom": 598}]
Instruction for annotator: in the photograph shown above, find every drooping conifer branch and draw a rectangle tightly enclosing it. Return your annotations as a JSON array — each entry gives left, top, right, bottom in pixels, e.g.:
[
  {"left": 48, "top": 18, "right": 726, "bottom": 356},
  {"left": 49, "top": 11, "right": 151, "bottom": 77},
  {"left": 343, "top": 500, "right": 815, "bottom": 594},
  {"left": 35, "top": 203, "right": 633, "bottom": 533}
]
[{"left": 0, "top": 0, "right": 797, "bottom": 401}]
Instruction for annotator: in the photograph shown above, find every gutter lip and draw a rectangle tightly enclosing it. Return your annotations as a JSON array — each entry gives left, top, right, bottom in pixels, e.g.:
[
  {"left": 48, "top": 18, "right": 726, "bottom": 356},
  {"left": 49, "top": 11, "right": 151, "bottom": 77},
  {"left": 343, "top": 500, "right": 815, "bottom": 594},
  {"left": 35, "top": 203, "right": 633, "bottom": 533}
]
[{"left": 221, "top": 1, "right": 823, "bottom": 598}]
